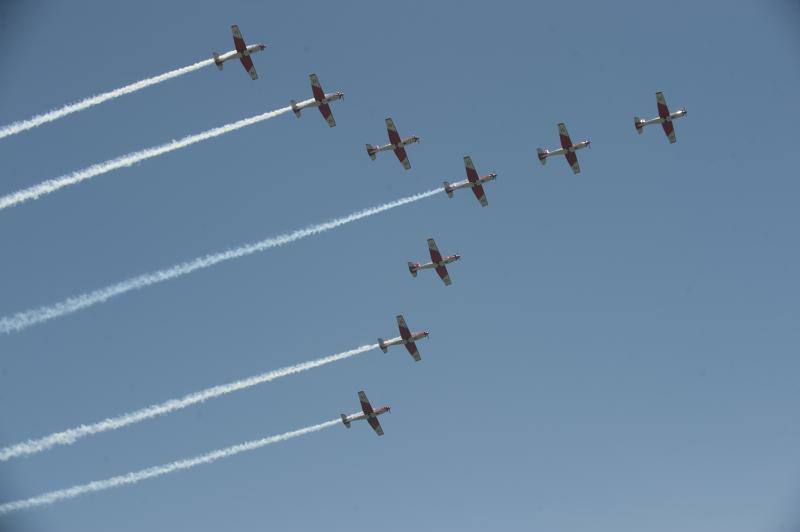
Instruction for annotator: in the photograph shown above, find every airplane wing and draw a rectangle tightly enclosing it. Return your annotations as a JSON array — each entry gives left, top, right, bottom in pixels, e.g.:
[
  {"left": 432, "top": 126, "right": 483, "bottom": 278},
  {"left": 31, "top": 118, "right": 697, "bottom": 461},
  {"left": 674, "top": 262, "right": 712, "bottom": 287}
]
[
  {"left": 358, "top": 391, "right": 374, "bottom": 415},
  {"left": 471, "top": 183, "right": 488, "bottom": 207},
  {"left": 464, "top": 156, "right": 480, "bottom": 183},
  {"left": 435, "top": 265, "right": 452, "bottom": 286},
  {"left": 558, "top": 123, "right": 573, "bottom": 150},
  {"left": 310, "top": 74, "right": 326, "bottom": 102},
  {"left": 396, "top": 315, "right": 411, "bottom": 340},
  {"left": 661, "top": 120, "right": 677, "bottom": 143},
  {"left": 404, "top": 342, "right": 422, "bottom": 362},
  {"left": 427, "top": 238, "right": 444, "bottom": 263},
  {"left": 385, "top": 118, "right": 402, "bottom": 145},
  {"left": 318, "top": 103, "right": 336, "bottom": 127},
  {"left": 656, "top": 91, "right": 670, "bottom": 119},
  {"left": 239, "top": 56, "right": 257, "bottom": 80},
  {"left": 565, "top": 151, "right": 581, "bottom": 174},
  {"left": 393, "top": 147, "right": 411, "bottom": 169},
  {"left": 231, "top": 25, "right": 247, "bottom": 53},
  {"left": 367, "top": 416, "right": 384, "bottom": 436}
]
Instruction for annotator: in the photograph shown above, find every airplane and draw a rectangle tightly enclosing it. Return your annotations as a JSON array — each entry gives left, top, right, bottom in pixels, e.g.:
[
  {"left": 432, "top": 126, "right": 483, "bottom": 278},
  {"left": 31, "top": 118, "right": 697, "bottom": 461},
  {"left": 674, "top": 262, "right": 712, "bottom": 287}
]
[
  {"left": 443, "top": 156, "right": 497, "bottom": 207},
  {"left": 408, "top": 238, "right": 460, "bottom": 286},
  {"left": 378, "top": 315, "right": 429, "bottom": 362},
  {"left": 537, "top": 123, "right": 591, "bottom": 174},
  {"left": 212, "top": 25, "right": 266, "bottom": 80},
  {"left": 365, "top": 118, "right": 420, "bottom": 170},
  {"left": 634, "top": 91, "right": 687, "bottom": 144},
  {"left": 340, "top": 390, "right": 391, "bottom": 436},
  {"left": 290, "top": 74, "right": 344, "bottom": 127}
]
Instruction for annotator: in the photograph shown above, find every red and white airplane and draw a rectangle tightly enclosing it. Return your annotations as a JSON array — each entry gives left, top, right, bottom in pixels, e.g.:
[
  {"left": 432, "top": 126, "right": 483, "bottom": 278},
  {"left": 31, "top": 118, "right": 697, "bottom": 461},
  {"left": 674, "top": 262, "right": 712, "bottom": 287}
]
[
  {"left": 212, "top": 25, "right": 266, "bottom": 80},
  {"left": 366, "top": 118, "right": 420, "bottom": 170},
  {"left": 340, "top": 390, "right": 390, "bottom": 436},
  {"left": 378, "top": 315, "right": 429, "bottom": 362},
  {"left": 443, "top": 156, "right": 497, "bottom": 207},
  {"left": 290, "top": 74, "right": 344, "bottom": 128},
  {"left": 408, "top": 238, "right": 460, "bottom": 286},
  {"left": 634, "top": 92, "right": 687, "bottom": 144},
  {"left": 537, "top": 123, "right": 591, "bottom": 174}
]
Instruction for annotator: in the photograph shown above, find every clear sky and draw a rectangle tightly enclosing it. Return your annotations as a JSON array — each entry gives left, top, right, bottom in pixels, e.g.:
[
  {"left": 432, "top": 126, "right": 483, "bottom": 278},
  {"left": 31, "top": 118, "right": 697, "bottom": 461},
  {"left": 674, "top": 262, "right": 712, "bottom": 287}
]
[{"left": 0, "top": 0, "right": 798, "bottom": 530}]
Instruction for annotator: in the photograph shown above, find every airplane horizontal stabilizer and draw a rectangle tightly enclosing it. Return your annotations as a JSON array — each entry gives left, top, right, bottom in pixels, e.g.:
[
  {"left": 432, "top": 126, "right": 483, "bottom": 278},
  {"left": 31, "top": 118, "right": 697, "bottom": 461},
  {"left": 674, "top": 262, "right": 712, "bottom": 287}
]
[
  {"left": 443, "top": 181, "right": 454, "bottom": 198},
  {"left": 212, "top": 52, "right": 224, "bottom": 70},
  {"left": 290, "top": 100, "right": 301, "bottom": 118}
]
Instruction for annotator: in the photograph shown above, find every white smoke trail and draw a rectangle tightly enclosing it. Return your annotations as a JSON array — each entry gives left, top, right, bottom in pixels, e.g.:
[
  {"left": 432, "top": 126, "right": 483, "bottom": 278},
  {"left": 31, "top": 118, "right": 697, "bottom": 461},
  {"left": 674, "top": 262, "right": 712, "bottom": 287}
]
[
  {"left": 0, "top": 419, "right": 339, "bottom": 515},
  {"left": 0, "top": 58, "right": 215, "bottom": 140},
  {"left": 0, "top": 344, "right": 375, "bottom": 461},
  {"left": 0, "top": 188, "right": 442, "bottom": 334},
  {"left": 0, "top": 103, "right": 299, "bottom": 211}
]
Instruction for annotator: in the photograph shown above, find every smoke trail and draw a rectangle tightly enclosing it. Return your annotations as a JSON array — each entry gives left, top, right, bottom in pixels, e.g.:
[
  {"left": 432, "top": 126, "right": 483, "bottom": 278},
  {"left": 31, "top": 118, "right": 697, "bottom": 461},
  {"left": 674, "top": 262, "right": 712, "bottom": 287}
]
[
  {"left": 0, "top": 344, "right": 375, "bottom": 461},
  {"left": 0, "top": 188, "right": 442, "bottom": 334},
  {"left": 0, "top": 103, "right": 299, "bottom": 211},
  {"left": 0, "top": 419, "right": 339, "bottom": 515},
  {"left": 0, "top": 59, "right": 215, "bottom": 140}
]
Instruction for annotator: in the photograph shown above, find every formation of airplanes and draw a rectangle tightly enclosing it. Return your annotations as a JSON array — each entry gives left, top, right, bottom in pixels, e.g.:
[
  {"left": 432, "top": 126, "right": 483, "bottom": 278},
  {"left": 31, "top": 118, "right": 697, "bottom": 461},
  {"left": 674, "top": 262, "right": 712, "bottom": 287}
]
[{"left": 212, "top": 24, "right": 688, "bottom": 438}]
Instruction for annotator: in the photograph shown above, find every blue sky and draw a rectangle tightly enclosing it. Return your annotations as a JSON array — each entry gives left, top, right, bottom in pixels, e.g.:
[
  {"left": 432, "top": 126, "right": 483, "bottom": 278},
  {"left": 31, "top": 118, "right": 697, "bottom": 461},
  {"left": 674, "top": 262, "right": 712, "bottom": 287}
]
[{"left": 0, "top": 0, "right": 798, "bottom": 530}]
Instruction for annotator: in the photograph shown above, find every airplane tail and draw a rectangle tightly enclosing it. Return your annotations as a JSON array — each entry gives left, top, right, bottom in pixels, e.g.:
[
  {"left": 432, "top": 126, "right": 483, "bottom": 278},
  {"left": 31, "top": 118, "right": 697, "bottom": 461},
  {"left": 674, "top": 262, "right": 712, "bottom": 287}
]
[
  {"left": 340, "top": 414, "right": 351, "bottom": 428},
  {"left": 536, "top": 148, "right": 548, "bottom": 165},
  {"left": 634, "top": 117, "right": 644, "bottom": 134},
  {"left": 366, "top": 144, "right": 377, "bottom": 161},
  {"left": 443, "top": 181, "right": 454, "bottom": 198},
  {"left": 212, "top": 52, "right": 224, "bottom": 70},
  {"left": 408, "top": 262, "right": 419, "bottom": 277},
  {"left": 378, "top": 338, "right": 388, "bottom": 353},
  {"left": 290, "top": 100, "right": 301, "bottom": 118}
]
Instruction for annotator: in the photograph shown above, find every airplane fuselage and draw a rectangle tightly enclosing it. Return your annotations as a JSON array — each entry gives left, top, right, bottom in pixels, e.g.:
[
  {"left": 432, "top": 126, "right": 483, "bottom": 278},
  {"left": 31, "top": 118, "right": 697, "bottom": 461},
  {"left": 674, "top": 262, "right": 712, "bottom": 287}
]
[
  {"left": 214, "top": 44, "right": 266, "bottom": 66},
  {"left": 414, "top": 255, "right": 460, "bottom": 271},
  {"left": 446, "top": 173, "right": 497, "bottom": 193},
  {"left": 373, "top": 136, "right": 419, "bottom": 153},
  {"left": 380, "top": 331, "right": 429, "bottom": 350},
  {"left": 638, "top": 109, "right": 687, "bottom": 127},
  {"left": 291, "top": 92, "right": 344, "bottom": 115},
  {"left": 544, "top": 140, "right": 591, "bottom": 157},
  {"left": 342, "top": 405, "right": 390, "bottom": 427}
]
